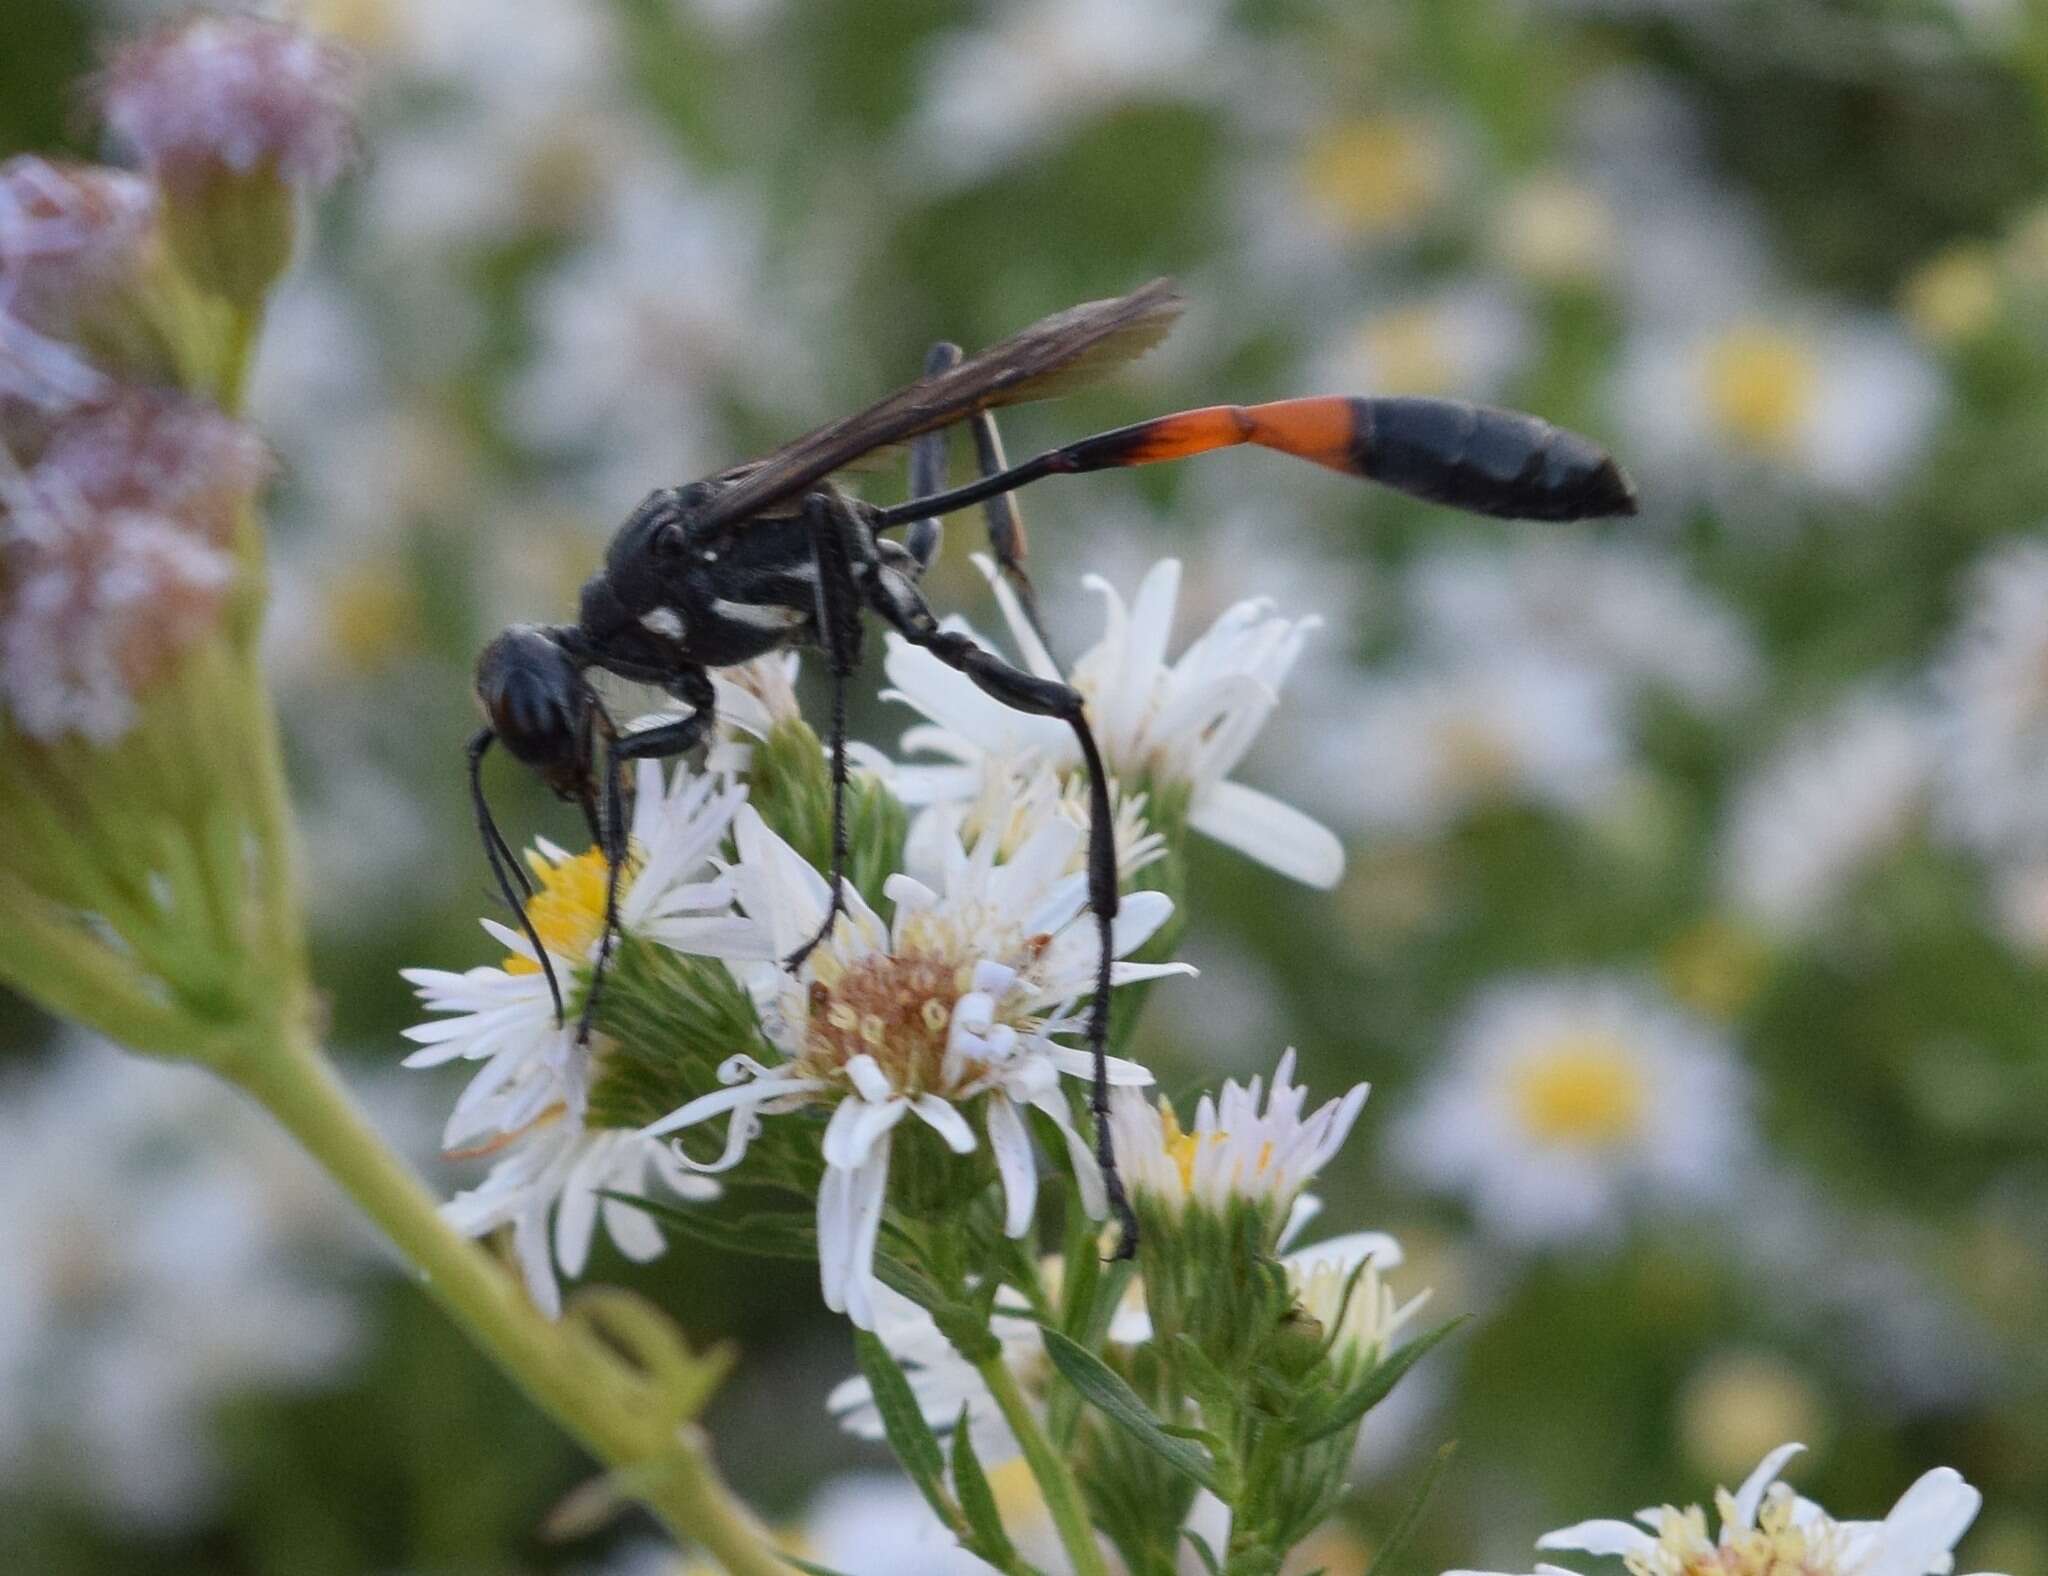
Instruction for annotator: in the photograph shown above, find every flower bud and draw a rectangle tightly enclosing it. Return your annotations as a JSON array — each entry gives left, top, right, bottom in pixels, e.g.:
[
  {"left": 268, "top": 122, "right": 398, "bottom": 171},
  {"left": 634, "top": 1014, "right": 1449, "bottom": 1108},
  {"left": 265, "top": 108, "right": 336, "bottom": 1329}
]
[
  {"left": 0, "top": 157, "right": 159, "bottom": 415},
  {"left": 98, "top": 16, "right": 359, "bottom": 311}
]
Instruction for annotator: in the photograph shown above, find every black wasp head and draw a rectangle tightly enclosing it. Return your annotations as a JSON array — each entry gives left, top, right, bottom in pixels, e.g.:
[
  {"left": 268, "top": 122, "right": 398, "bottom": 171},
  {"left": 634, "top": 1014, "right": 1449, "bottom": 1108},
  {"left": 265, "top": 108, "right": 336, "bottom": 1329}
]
[{"left": 475, "top": 624, "right": 597, "bottom": 802}]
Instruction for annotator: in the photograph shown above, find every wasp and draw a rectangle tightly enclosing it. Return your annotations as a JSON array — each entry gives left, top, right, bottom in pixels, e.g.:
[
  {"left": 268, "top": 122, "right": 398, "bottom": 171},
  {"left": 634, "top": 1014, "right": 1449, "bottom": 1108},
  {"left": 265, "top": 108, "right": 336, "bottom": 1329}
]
[{"left": 468, "top": 277, "right": 1636, "bottom": 1251}]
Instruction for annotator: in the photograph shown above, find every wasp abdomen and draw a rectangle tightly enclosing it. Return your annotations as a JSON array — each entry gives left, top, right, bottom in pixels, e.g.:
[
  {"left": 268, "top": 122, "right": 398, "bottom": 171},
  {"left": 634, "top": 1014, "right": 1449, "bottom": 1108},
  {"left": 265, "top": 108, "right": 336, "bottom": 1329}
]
[{"left": 1351, "top": 396, "right": 1636, "bottom": 521}]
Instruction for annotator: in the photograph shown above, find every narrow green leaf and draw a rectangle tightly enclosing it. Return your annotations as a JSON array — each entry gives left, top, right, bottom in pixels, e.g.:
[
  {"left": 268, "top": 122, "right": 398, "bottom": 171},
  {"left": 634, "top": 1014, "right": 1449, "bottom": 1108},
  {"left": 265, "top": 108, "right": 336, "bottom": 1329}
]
[
  {"left": 1040, "top": 1328, "right": 1219, "bottom": 1493},
  {"left": 1362, "top": 1441, "right": 1458, "bottom": 1576},
  {"left": 950, "top": 1406, "right": 1019, "bottom": 1569},
  {"left": 1183, "top": 1529, "right": 1224, "bottom": 1576},
  {"left": 781, "top": 1556, "right": 858, "bottom": 1576},
  {"left": 853, "top": 1330, "right": 960, "bottom": 1532},
  {"left": 1295, "top": 1318, "right": 1467, "bottom": 1446}
]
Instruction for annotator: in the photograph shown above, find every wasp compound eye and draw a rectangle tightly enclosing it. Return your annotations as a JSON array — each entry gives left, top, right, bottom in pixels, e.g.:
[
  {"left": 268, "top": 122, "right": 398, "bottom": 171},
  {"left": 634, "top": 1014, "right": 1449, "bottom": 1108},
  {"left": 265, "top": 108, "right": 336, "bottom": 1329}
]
[{"left": 474, "top": 625, "right": 590, "bottom": 784}]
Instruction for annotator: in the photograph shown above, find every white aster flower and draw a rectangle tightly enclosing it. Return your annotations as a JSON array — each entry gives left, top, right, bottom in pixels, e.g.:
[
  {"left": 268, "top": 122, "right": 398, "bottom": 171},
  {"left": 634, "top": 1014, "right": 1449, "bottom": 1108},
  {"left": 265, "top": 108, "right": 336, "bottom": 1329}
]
[
  {"left": 401, "top": 761, "right": 765, "bottom": 1315},
  {"left": 1479, "top": 1442, "right": 1999, "bottom": 1576},
  {"left": 1391, "top": 974, "right": 1750, "bottom": 1248},
  {"left": 885, "top": 555, "right": 1344, "bottom": 889},
  {"left": 1312, "top": 279, "right": 1533, "bottom": 402},
  {"left": 1333, "top": 654, "right": 1631, "bottom": 837},
  {"left": 1611, "top": 307, "right": 1944, "bottom": 511},
  {"left": 1932, "top": 540, "right": 2048, "bottom": 857},
  {"left": 1110, "top": 1048, "right": 1368, "bottom": 1220},
  {"left": 646, "top": 800, "right": 1185, "bottom": 1328},
  {"left": 1720, "top": 690, "right": 1931, "bottom": 938},
  {"left": 1404, "top": 538, "right": 1759, "bottom": 716},
  {"left": 903, "top": 0, "right": 1229, "bottom": 183}
]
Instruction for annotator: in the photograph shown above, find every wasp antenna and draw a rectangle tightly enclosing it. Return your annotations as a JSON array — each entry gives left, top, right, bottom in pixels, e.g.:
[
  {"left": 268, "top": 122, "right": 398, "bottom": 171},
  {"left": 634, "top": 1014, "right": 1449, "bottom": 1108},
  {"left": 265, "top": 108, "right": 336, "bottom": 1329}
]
[{"left": 468, "top": 728, "right": 567, "bottom": 1028}]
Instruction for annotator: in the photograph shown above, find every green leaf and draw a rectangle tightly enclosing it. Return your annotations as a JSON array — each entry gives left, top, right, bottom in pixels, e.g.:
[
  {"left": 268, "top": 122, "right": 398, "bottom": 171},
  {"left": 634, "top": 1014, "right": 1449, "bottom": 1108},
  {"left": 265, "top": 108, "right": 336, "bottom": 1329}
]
[
  {"left": 1293, "top": 1318, "right": 1467, "bottom": 1446},
  {"left": 602, "top": 1190, "right": 819, "bottom": 1261},
  {"left": 1361, "top": 1441, "right": 1458, "bottom": 1576},
  {"left": 853, "top": 1331, "right": 961, "bottom": 1533},
  {"left": 781, "top": 1557, "right": 858, "bottom": 1576},
  {"left": 1040, "top": 1328, "right": 1219, "bottom": 1493},
  {"left": 1183, "top": 1529, "right": 1224, "bottom": 1576},
  {"left": 950, "top": 1406, "right": 1019, "bottom": 1569}
]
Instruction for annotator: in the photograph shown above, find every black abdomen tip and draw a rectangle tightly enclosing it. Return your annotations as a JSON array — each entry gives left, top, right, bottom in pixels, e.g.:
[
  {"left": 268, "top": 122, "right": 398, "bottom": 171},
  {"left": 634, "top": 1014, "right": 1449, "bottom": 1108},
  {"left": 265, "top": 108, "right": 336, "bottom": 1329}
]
[{"left": 1358, "top": 397, "right": 1640, "bottom": 523}]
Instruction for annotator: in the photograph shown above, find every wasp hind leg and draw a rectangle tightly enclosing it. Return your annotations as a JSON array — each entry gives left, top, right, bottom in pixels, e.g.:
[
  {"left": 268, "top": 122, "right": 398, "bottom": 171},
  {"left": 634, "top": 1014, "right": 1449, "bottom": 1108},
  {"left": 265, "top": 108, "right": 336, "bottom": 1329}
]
[{"left": 863, "top": 563, "right": 1135, "bottom": 1259}]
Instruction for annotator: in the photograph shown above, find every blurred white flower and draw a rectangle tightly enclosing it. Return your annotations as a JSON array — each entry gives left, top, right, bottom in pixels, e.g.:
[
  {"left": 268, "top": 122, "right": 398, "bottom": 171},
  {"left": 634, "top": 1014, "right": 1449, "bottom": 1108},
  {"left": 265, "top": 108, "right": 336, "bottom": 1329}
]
[
  {"left": 1720, "top": 690, "right": 1931, "bottom": 938},
  {"left": 1391, "top": 974, "right": 1750, "bottom": 1247},
  {"left": 0, "top": 1040, "right": 370, "bottom": 1528},
  {"left": 1312, "top": 280, "right": 1532, "bottom": 402},
  {"left": 1403, "top": 537, "right": 1759, "bottom": 716},
  {"left": 504, "top": 166, "right": 807, "bottom": 505},
  {"left": 1333, "top": 655, "right": 1630, "bottom": 837},
  {"left": 886, "top": 556, "right": 1345, "bottom": 888},
  {"left": 1500, "top": 1442, "right": 1995, "bottom": 1576},
  {"left": 401, "top": 762, "right": 764, "bottom": 1315},
  {"left": 904, "top": 0, "right": 1229, "bottom": 183},
  {"left": 1612, "top": 308, "right": 1944, "bottom": 509},
  {"left": 1932, "top": 539, "right": 2048, "bottom": 857},
  {"left": 646, "top": 798, "right": 1182, "bottom": 1327}
]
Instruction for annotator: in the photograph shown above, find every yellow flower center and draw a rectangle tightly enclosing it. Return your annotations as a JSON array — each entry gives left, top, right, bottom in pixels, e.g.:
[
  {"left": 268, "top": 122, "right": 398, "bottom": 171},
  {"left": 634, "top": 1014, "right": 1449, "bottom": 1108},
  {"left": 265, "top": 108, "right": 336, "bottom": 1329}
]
[
  {"left": 1701, "top": 325, "right": 1818, "bottom": 456},
  {"left": 798, "top": 949, "right": 970, "bottom": 1093},
  {"left": 1355, "top": 305, "right": 1457, "bottom": 396},
  {"left": 1299, "top": 116, "right": 1445, "bottom": 235},
  {"left": 1679, "top": 1352, "right": 1829, "bottom": 1487},
  {"left": 1661, "top": 919, "right": 1772, "bottom": 1021},
  {"left": 1433, "top": 714, "right": 1517, "bottom": 794},
  {"left": 502, "top": 846, "right": 633, "bottom": 974},
  {"left": 1510, "top": 1032, "right": 1648, "bottom": 1147},
  {"left": 323, "top": 563, "right": 424, "bottom": 675},
  {"left": 1628, "top": 1491, "right": 1849, "bottom": 1576}
]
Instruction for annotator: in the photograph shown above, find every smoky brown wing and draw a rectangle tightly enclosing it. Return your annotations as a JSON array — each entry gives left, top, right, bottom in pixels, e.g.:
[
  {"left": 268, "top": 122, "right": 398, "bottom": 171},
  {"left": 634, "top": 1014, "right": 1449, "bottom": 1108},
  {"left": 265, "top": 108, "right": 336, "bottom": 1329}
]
[{"left": 694, "top": 277, "right": 1186, "bottom": 530}]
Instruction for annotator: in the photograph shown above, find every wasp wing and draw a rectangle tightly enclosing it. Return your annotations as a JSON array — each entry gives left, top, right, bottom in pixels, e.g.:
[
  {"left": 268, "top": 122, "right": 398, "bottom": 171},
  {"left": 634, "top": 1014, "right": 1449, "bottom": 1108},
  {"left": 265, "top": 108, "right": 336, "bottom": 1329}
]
[{"left": 694, "top": 277, "right": 1186, "bottom": 530}]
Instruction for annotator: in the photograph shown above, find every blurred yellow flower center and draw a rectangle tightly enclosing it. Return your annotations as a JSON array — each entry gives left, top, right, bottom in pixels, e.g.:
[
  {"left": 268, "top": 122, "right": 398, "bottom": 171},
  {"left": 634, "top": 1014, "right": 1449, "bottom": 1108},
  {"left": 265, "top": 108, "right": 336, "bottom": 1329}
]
[
  {"left": 1628, "top": 1489, "right": 1848, "bottom": 1576},
  {"left": 323, "top": 563, "right": 423, "bottom": 675},
  {"left": 1433, "top": 714, "right": 1516, "bottom": 793},
  {"left": 1511, "top": 1033, "right": 1647, "bottom": 1146},
  {"left": 1357, "top": 306, "right": 1455, "bottom": 396},
  {"left": 502, "top": 846, "right": 635, "bottom": 974},
  {"left": 1299, "top": 116, "right": 1444, "bottom": 234},
  {"left": 1678, "top": 1350, "right": 1828, "bottom": 1487},
  {"left": 1661, "top": 919, "right": 1772, "bottom": 1021},
  {"left": 1701, "top": 325, "right": 1817, "bottom": 455}
]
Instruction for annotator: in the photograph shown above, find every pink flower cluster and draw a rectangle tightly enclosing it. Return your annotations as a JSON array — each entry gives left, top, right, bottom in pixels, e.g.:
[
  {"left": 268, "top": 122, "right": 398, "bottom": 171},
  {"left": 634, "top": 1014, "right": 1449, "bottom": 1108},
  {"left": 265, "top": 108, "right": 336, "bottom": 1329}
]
[
  {"left": 1, "top": 390, "right": 269, "bottom": 743},
  {"left": 99, "top": 16, "right": 361, "bottom": 193},
  {"left": 0, "top": 157, "right": 155, "bottom": 416}
]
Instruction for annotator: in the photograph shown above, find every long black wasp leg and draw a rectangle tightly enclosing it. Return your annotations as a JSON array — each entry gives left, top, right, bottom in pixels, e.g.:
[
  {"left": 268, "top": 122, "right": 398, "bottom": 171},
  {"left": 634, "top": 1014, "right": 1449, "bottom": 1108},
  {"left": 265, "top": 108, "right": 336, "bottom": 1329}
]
[
  {"left": 861, "top": 559, "right": 1137, "bottom": 1258},
  {"left": 784, "top": 491, "right": 869, "bottom": 971},
  {"left": 899, "top": 340, "right": 1060, "bottom": 670},
  {"left": 468, "top": 728, "right": 567, "bottom": 1026},
  {"left": 967, "top": 403, "right": 1059, "bottom": 670},
  {"left": 575, "top": 670, "right": 719, "bottom": 1045},
  {"left": 902, "top": 343, "right": 962, "bottom": 576}
]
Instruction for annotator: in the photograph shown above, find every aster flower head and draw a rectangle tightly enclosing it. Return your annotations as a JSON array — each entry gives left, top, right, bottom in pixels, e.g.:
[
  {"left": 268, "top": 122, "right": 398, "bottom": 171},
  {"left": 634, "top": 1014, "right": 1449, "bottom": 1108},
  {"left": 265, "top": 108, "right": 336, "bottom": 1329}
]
[
  {"left": 1391, "top": 974, "right": 1750, "bottom": 1249},
  {"left": 401, "top": 761, "right": 765, "bottom": 1315},
  {"left": 646, "top": 798, "right": 1186, "bottom": 1328},
  {"left": 99, "top": 16, "right": 361, "bottom": 194},
  {"left": 1, "top": 389, "right": 269, "bottom": 744},
  {"left": 1483, "top": 1443, "right": 1998, "bottom": 1576},
  {"left": 887, "top": 555, "right": 1344, "bottom": 889},
  {"left": 1933, "top": 539, "right": 2048, "bottom": 858},
  {"left": 1111, "top": 1049, "right": 1368, "bottom": 1230}
]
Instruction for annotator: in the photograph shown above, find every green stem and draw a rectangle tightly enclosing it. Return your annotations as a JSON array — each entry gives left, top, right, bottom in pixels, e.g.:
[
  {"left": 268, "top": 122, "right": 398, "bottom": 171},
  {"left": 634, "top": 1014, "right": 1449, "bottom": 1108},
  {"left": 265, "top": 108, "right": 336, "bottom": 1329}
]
[
  {"left": 976, "top": 1352, "right": 1111, "bottom": 1576},
  {"left": 228, "top": 1027, "right": 786, "bottom": 1576}
]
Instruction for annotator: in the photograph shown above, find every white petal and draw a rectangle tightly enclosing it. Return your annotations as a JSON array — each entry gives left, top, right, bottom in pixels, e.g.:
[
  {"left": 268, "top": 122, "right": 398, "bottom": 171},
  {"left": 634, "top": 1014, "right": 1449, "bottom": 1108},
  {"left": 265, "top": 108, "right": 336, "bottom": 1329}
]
[
  {"left": 985, "top": 1094, "right": 1039, "bottom": 1237},
  {"left": 911, "top": 1094, "right": 978, "bottom": 1154},
  {"left": 1537, "top": 1520, "right": 1655, "bottom": 1558},
  {"left": 1731, "top": 1443, "right": 1807, "bottom": 1530},
  {"left": 1867, "top": 1469, "right": 1983, "bottom": 1576},
  {"left": 1187, "top": 780, "right": 1345, "bottom": 889}
]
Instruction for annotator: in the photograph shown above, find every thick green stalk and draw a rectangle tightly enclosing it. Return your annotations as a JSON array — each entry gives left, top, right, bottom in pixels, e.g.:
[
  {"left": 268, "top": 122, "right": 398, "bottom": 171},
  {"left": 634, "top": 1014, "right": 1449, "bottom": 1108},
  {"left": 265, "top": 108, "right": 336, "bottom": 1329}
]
[
  {"left": 976, "top": 1351, "right": 1111, "bottom": 1576},
  {"left": 227, "top": 1027, "right": 786, "bottom": 1576}
]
